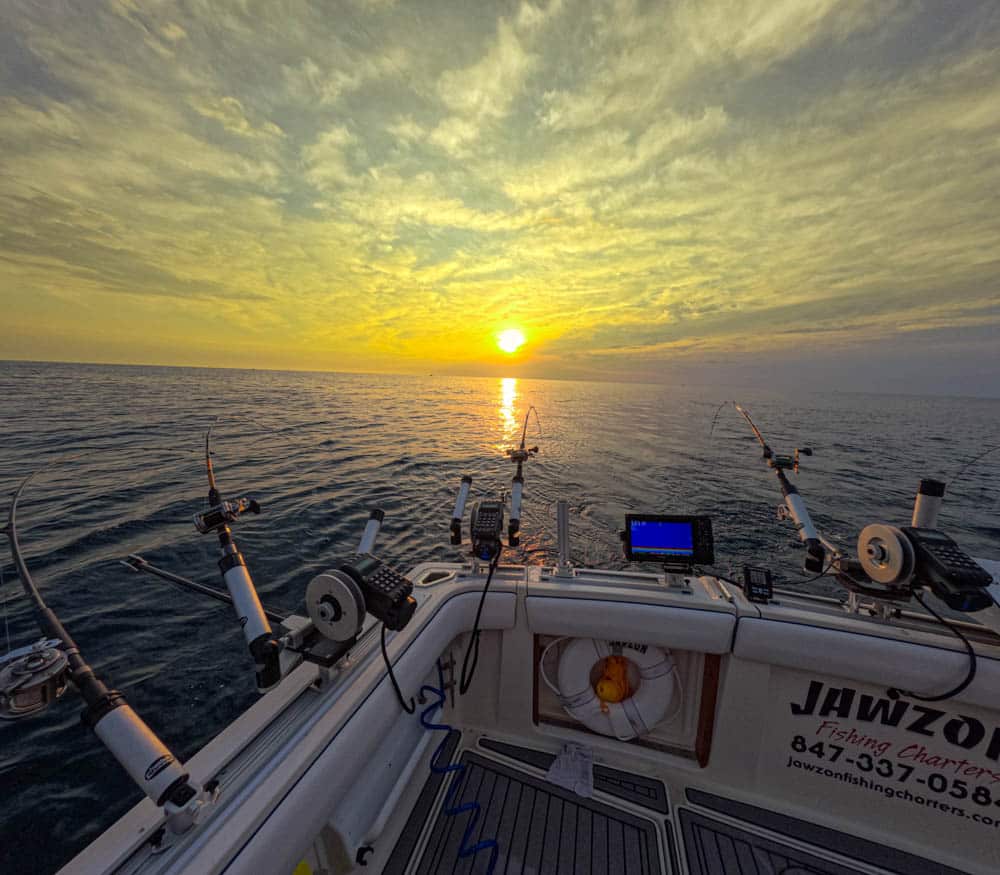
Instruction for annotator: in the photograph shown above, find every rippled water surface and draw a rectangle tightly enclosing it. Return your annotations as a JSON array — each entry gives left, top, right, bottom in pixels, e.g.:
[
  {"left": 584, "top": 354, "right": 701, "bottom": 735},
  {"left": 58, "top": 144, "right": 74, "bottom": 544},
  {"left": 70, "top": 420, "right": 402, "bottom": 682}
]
[{"left": 1, "top": 361, "right": 998, "bottom": 873}]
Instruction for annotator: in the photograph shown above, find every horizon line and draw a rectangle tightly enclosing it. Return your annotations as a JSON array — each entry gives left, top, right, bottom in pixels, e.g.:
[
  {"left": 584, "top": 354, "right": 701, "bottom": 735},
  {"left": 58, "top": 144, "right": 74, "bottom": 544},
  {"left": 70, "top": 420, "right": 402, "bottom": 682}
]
[{"left": 2, "top": 356, "right": 998, "bottom": 401}]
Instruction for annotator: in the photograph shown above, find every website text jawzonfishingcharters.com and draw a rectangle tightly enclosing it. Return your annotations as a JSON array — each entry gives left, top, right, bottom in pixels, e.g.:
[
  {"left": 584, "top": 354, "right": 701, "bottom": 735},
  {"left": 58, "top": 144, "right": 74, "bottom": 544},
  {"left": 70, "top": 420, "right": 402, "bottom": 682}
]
[{"left": 785, "top": 753, "right": 1000, "bottom": 829}]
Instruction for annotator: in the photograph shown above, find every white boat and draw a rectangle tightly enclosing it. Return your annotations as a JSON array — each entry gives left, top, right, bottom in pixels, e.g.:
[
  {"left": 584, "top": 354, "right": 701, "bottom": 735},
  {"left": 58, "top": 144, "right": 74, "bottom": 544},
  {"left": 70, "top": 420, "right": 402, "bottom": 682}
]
[{"left": 7, "top": 412, "right": 1000, "bottom": 875}]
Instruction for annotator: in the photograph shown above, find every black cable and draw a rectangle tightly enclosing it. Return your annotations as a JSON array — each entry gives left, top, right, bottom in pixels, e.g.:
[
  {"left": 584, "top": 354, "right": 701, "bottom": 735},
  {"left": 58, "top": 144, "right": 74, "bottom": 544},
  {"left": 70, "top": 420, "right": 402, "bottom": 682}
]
[
  {"left": 459, "top": 554, "right": 500, "bottom": 696},
  {"left": 796, "top": 555, "right": 836, "bottom": 585},
  {"left": 888, "top": 590, "right": 977, "bottom": 703},
  {"left": 381, "top": 623, "right": 415, "bottom": 713},
  {"left": 694, "top": 554, "right": 835, "bottom": 590}
]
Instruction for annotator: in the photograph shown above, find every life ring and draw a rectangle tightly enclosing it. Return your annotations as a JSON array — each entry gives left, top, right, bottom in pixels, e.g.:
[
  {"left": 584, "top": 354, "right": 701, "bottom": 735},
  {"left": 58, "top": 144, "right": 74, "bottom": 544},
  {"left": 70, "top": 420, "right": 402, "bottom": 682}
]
[{"left": 542, "top": 638, "right": 678, "bottom": 741}]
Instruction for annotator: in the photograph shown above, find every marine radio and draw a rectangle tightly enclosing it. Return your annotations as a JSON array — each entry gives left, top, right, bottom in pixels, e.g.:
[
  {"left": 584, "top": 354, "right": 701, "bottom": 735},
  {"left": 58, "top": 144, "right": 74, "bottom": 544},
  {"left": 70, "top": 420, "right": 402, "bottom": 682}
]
[{"left": 470, "top": 500, "right": 504, "bottom": 561}]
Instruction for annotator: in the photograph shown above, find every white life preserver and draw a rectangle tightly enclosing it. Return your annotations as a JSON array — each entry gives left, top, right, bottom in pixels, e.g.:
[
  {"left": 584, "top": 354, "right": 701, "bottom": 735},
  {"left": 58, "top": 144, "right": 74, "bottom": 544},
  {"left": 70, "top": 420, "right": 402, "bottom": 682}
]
[{"left": 542, "top": 638, "right": 678, "bottom": 741}]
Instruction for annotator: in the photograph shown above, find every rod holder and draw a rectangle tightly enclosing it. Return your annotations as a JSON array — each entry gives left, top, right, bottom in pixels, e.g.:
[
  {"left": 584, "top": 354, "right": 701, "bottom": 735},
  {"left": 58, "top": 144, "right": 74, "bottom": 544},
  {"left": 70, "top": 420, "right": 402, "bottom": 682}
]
[
  {"left": 555, "top": 500, "right": 573, "bottom": 578},
  {"left": 912, "top": 478, "right": 945, "bottom": 528},
  {"left": 358, "top": 508, "right": 385, "bottom": 554},
  {"left": 509, "top": 476, "right": 523, "bottom": 546},
  {"left": 451, "top": 476, "right": 472, "bottom": 545}
]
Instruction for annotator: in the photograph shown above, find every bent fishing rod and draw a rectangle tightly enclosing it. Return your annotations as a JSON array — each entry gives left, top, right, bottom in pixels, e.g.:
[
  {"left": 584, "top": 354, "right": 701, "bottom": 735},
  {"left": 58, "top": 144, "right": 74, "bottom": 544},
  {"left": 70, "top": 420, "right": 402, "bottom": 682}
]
[
  {"left": 194, "top": 424, "right": 281, "bottom": 692},
  {"left": 3, "top": 474, "right": 212, "bottom": 834},
  {"left": 732, "top": 403, "right": 834, "bottom": 575},
  {"left": 505, "top": 406, "right": 541, "bottom": 547}
]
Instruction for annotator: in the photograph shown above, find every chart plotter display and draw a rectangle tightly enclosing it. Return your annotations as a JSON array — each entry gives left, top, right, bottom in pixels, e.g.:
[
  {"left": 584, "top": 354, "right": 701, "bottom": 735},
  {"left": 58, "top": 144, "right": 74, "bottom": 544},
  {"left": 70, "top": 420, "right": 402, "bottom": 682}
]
[{"left": 624, "top": 514, "right": 714, "bottom": 566}]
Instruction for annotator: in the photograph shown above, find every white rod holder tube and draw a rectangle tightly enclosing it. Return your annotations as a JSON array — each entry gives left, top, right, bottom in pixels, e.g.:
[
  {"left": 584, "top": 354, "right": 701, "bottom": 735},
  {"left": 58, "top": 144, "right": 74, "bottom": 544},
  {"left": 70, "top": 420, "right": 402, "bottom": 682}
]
[
  {"left": 450, "top": 476, "right": 472, "bottom": 544},
  {"left": 510, "top": 478, "right": 523, "bottom": 524},
  {"left": 92, "top": 704, "right": 192, "bottom": 806},
  {"left": 556, "top": 500, "right": 573, "bottom": 576},
  {"left": 358, "top": 508, "right": 385, "bottom": 554},
  {"left": 912, "top": 479, "right": 945, "bottom": 528},
  {"left": 222, "top": 562, "right": 272, "bottom": 645}
]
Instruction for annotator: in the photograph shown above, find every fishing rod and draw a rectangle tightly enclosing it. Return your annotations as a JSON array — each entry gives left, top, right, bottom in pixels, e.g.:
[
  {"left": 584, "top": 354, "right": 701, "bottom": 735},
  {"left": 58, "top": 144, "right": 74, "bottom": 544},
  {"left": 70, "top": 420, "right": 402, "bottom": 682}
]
[
  {"left": 2, "top": 474, "right": 212, "bottom": 833},
  {"left": 195, "top": 424, "right": 281, "bottom": 693},
  {"left": 727, "top": 402, "right": 998, "bottom": 610},
  {"left": 733, "top": 403, "right": 830, "bottom": 575},
  {"left": 446, "top": 406, "right": 542, "bottom": 695},
  {"left": 505, "top": 406, "right": 541, "bottom": 547}
]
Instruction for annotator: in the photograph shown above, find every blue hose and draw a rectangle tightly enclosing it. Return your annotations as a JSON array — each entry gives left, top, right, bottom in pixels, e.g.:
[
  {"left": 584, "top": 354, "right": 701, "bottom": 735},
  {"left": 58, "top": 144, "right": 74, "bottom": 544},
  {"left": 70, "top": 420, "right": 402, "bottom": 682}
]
[{"left": 419, "top": 660, "right": 499, "bottom": 874}]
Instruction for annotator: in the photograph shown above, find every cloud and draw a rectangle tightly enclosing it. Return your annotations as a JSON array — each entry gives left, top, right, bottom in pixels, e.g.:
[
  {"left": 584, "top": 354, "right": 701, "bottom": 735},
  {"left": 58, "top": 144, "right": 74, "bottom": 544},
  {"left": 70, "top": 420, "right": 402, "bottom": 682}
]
[
  {"left": 190, "top": 96, "right": 284, "bottom": 139},
  {"left": 302, "top": 125, "right": 362, "bottom": 190},
  {"left": 0, "top": 0, "right": 997, "bottom": 389},
  {"left": 430, "top": 18, "right": 536, "bottom": 153}
]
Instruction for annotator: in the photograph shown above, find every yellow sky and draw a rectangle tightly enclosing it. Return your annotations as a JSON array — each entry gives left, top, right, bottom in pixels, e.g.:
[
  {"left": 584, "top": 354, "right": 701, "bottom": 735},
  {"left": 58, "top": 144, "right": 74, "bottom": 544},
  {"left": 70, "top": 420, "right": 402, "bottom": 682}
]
[{"left": 1, "top": 1, "right": 999, "bottom": 390}]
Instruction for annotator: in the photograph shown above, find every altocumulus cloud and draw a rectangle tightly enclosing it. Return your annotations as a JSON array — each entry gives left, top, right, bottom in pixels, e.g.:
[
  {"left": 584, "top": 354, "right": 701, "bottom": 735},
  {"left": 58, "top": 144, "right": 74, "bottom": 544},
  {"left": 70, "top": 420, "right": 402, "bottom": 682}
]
[{"left": 1, "top": 0, "right": 998, "bottom": 392}]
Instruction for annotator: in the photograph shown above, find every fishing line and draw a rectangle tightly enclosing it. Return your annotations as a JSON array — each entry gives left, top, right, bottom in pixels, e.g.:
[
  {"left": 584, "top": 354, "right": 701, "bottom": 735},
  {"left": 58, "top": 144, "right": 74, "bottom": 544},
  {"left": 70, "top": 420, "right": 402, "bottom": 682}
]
[
  {"left": 520, "top": 405, "right": 542, "bottom": 447},
  {"left": 707, "top": 399, "right": 734, "bottom": 442},
  {"left": 949, "top": 445, "right": 1000, "bottom": 488}
]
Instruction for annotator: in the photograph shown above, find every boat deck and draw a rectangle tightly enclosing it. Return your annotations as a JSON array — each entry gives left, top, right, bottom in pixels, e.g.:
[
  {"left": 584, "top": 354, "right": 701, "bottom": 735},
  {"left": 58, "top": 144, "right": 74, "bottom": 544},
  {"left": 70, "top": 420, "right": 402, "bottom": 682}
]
[
  {"left": 383, "top": 737, "right": 967, "bottom": 875},
  {"left": 387, "top": 739, "right": 664, "bottom": 875}
]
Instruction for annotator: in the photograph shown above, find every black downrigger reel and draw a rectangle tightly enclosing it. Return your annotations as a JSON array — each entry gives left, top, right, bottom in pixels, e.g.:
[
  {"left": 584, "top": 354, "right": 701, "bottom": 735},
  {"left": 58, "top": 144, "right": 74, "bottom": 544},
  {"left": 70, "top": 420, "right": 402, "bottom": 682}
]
[{"left": 728, "top": 403, "right": 996, "bottom": 618}]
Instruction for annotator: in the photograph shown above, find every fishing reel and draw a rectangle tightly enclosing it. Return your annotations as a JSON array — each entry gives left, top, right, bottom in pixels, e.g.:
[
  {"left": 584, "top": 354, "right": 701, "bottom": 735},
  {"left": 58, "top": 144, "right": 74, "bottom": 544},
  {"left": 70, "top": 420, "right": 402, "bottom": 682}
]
[
  {"left": 506, "top": 445, "right": 538, "bottom": 465},
  {"left": 0, "top": 638, "right": 69, "bottom": 720},
  {"left": 767, "top": 447, "right": 812, "bottom": 474},
  {"left": 193, "top": 496, "right": 260, "bottom": 534}
]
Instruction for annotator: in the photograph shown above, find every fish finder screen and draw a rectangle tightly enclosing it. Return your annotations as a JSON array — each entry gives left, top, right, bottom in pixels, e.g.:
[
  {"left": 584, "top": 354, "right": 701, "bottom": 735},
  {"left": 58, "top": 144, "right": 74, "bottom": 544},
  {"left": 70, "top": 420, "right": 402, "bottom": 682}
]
[
  {"left": 629, "top": 520, "right": 694, "bottom": 557},
  {"left": 624, "top": 514, "right": 714, "bottom": 565}
]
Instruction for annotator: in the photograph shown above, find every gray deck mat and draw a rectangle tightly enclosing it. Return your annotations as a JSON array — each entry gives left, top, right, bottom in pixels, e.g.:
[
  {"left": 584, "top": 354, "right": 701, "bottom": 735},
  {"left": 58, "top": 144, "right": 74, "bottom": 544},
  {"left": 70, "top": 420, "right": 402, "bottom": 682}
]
[
  {"left": 411, "top": 750, "right": 664, "bottom": 875},
  {"left": 478, "top": 738, "right": 670, "bottom": 814},
  {"left": 385, "top": 730, "right": 462, "bottom": 875},
  {"left": 684, "top": 789, "right": 967, "bottom": 875},
  {"left": 680, "top": 809, "right": 863, "bottom": 875}
]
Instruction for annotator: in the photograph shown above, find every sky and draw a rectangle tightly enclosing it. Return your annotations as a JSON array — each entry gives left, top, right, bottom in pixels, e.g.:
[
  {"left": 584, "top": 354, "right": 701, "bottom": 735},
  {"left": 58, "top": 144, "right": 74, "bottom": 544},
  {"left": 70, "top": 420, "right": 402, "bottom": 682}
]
[{"left": 1, "top": 0, "right": 999, "bottom": 394}]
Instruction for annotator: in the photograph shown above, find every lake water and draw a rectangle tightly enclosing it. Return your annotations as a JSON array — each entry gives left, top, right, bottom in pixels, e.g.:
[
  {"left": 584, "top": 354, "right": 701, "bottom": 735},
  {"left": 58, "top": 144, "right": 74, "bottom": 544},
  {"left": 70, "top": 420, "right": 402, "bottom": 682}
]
[{"left": 1, "top": 360, "right": 998, "bottom": 873}]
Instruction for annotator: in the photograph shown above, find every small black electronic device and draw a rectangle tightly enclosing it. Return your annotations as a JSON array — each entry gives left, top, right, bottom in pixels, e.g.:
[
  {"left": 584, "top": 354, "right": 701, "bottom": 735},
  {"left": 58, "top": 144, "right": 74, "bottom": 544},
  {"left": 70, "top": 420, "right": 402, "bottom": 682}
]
[
  {"left": 742, "top": 566, "right": 773, "bottom": 604},
  {"left": 471, "top": 500, "right": 504, "bottom": 561},
  {"left": 901, "top": 527, "right": 994, "bottom": 613},
  {"left": 338, "top": 553, "right": 417, "bottom": 630},
  {"left": 624, "top": 514, "right": 714, "bottom": 568}
]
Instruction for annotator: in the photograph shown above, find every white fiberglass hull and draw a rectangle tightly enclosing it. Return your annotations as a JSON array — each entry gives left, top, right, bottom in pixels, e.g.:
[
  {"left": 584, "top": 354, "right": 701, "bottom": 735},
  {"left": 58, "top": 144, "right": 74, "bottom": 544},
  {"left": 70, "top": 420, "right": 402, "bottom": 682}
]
[{"left": 63, "top": 563, "right": 1000, "bottom": 875}]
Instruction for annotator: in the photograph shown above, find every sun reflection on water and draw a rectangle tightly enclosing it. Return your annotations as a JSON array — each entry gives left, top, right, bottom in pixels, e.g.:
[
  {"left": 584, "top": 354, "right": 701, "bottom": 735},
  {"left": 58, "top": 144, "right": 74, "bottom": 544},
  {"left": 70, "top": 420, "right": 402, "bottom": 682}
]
[{"left": 499, "top": 377, "right": 518, "bottom": 444}]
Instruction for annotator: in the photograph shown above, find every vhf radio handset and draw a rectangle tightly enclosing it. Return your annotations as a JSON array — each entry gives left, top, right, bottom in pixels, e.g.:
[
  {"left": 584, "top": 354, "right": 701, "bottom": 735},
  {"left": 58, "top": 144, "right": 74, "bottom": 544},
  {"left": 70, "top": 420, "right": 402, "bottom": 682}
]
[{"left": 471, "top": 500, "right": 504, "bottom": 561}]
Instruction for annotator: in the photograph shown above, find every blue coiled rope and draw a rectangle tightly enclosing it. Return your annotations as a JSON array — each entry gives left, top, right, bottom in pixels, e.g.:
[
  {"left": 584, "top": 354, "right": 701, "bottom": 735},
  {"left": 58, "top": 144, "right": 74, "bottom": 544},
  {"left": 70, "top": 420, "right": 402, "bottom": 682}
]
[{"left": 419, "top": 659, "right": 499, "bottom": 874}]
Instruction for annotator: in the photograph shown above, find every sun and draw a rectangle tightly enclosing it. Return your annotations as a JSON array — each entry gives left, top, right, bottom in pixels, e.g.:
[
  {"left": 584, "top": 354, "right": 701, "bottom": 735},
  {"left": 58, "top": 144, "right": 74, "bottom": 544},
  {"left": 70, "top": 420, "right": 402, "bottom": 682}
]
[{"left": 497, "top": 328, "right": 526, "bottom": 354}]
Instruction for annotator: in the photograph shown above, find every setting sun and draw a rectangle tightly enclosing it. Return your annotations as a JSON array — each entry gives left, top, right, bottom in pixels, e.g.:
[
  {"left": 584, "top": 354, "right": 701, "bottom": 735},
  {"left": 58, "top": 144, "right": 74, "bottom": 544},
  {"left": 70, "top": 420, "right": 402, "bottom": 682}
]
[{"left": 497, "top": 329, "right": 526, "bottom": 354}]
